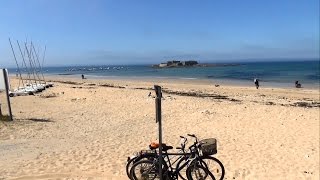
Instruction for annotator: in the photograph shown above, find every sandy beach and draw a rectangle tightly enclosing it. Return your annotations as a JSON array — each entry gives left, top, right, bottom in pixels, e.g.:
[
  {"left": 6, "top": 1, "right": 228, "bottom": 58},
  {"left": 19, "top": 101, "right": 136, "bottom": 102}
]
[{"left": 0, "top": 76, "right": 319, "bottom": 179}]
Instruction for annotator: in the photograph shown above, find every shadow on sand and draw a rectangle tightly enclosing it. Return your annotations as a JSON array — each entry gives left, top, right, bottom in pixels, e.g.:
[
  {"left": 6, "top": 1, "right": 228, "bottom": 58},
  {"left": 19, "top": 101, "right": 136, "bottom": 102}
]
[{"left": 25, "top": 118, "right": 54, "bottom": 123}]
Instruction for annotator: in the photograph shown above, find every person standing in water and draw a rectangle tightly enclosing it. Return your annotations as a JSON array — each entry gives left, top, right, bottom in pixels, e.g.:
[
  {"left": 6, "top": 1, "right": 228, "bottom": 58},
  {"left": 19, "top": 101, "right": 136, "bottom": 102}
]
[
  {"left": 295, "top": 81, "right": 302, "bottom": 88},
  {"left": 254, "top": 78, "right": 259, "bottom": 89}
]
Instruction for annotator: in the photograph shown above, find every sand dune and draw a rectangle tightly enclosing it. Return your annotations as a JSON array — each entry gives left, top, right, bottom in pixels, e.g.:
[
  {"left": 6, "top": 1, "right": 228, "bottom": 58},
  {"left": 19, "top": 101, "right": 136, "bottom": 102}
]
[{"left": 0, "top": 77, "right": 319, "bottom": 179}]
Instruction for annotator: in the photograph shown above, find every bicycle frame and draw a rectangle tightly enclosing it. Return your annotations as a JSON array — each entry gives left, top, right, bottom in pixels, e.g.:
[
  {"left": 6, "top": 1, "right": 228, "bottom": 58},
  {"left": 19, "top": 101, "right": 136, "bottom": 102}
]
[{"left": 157, "top": 140, "right": 201, "bottom": 178}]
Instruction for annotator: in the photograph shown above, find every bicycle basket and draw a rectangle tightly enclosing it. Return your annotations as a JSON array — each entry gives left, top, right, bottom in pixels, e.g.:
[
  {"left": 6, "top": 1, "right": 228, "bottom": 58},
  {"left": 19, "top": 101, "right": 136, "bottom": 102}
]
[{"left": 199, "top": 138, "right": 217, "bottom": 155}]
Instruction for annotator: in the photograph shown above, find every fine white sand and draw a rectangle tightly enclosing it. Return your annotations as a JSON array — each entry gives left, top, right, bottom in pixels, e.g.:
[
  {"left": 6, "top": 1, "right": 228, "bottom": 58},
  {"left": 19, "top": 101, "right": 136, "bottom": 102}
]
[{"left": 0, "top": 77, "right": 319, "bottom": 179}]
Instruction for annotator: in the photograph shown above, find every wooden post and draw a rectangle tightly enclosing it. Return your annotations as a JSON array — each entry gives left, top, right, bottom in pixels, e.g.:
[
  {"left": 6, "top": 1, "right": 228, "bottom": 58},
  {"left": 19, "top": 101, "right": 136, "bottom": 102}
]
[
  {"left": 3, "top": 69, "right": 13, "bottom": 121},
  {"left": 154, "top": 85, "right": 162, "bottom": 180}
]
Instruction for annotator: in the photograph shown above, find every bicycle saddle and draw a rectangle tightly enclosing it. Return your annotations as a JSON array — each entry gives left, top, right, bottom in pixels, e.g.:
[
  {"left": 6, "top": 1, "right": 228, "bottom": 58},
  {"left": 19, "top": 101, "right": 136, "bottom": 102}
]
[{"left": 149, "top": 142, "right": 173, "bottom": 151}]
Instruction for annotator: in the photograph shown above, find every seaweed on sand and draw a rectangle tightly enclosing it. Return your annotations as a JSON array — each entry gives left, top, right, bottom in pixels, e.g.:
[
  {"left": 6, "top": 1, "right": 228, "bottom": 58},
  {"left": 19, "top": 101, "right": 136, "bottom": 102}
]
[
  {"left": 161, "top": 89, "right": 241, "bottom": 102},
  {"left": 99, "top": 84, "right": 125, "bottom": 89}
]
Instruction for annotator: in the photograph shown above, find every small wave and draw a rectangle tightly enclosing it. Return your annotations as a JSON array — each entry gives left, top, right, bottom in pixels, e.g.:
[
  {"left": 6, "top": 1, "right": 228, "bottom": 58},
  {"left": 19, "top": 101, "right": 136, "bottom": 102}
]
[
  {"left": 179, "top": 77, "right": 198, "bottom": 80},
  {"left": 153, "top": 76, "right": 172, "bottom": 79},
  {"left": 58, "top": 73, "right": 74, "bottom": 75}
]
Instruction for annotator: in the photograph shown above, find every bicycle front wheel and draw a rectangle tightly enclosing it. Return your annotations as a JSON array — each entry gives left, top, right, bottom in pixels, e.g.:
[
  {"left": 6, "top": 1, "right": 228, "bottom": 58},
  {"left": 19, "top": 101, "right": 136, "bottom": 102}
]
[
  {"left": 175, "top": 156, "right": 189, "bottom": 180},
  {"left": 200, "top": 156, "right": 225, "bottom": 180},
  {"left": 186, "top": 162, "right": 216, "bottom": 180}
]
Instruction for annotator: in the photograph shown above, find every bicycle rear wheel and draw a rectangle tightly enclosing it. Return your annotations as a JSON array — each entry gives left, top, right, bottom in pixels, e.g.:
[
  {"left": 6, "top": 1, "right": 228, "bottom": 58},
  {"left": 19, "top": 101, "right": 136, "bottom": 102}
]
[
  {"left": 126, "top": 154, "right": 158, "bottom": 179},
  {"left": 130, "top": 159, "right": 160, "bottom": 180},
  {"left": 127, "top": 156, "right": 138, "bottom": 179}
]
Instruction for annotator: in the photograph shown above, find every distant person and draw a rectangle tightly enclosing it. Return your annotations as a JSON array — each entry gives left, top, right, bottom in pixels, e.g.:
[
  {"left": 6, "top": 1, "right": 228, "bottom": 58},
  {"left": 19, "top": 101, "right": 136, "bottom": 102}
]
[
  {"left": 81, "top": 74, "right": 85, "bottom": 79},
  {"left": 254, "top": 78, "right": 259, "bottom": 89},
  {"left": 295, "top": 81, "right": 302, "bottom": 88}
]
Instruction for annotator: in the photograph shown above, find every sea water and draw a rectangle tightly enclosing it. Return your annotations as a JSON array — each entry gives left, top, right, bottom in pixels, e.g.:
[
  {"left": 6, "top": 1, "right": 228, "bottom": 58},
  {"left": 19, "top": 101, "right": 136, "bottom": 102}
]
[{"left": 8, "top": 60, "right": 319, "bottom": 88}]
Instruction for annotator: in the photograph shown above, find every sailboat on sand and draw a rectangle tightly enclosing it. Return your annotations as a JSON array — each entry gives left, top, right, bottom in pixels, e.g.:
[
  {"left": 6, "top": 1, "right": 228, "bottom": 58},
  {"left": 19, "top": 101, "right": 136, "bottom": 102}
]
[{"left": 8, "top": 38, "right": 53, "bottom": 97}]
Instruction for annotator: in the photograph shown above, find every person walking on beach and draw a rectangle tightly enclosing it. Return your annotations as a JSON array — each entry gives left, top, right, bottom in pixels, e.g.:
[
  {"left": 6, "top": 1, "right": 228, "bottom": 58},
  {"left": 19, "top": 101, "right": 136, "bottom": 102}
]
[
  {"left": 81, "top": 74, "right": 85, "bottom": 79},
  {"left": 254, "top": 78, "right": 259, "bottom": 89}
]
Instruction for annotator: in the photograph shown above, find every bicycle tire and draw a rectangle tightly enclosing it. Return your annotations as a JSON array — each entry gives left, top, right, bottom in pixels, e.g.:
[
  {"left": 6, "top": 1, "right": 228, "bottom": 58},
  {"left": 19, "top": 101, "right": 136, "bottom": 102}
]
[
  {"left": 175, "top": 156, "right": 189, "bottom": 180},
  {"left": 130, "top": 159, "right": 160, "bottom": 180},
  {"left": 200, "top": 156, "right": 225, "bottom": 180},
  {"left": 126, "top": 153, "right": 158, "bottom": 179},
  {"left": 126, "top": 156, "right": 138, "bottom": 179},
  {"left": 187, "top": 156, "right": 224, "bottom": 180},
  {"left": 186, "top": 162, "right": 216, "bottom": 180}
]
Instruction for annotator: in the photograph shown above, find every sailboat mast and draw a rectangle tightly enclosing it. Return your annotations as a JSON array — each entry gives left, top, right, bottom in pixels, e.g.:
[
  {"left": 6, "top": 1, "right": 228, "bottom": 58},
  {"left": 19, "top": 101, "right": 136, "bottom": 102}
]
[
  {"left": 42, "top": 46, "right": 46, "bottom": 68},
  {"left": 29, "top": 43, "right": 40, "bottom": 83},
  {"left": 17, "top": 40, "right": 31, "bottom": 86},
  {"left": 31, "top": 43, "right": 46, "bottom": 84},
  {"left": 21, "top": 40, "right": 32, "bottom": 83},
  {"left": 9, "top": 38, "right": 24, "bottom": 87},
  {"left": 24, "top": 42, "right": 38, "bottom": 84}
]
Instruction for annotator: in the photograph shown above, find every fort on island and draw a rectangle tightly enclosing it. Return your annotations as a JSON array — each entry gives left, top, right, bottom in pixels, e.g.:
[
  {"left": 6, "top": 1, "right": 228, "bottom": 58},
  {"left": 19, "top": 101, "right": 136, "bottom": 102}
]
[
  {"left": 152, "top": 60, "right": 242, "bottom": 68},
  {"left": 152, "top": 60, "right": 199, "bottom": 68}
]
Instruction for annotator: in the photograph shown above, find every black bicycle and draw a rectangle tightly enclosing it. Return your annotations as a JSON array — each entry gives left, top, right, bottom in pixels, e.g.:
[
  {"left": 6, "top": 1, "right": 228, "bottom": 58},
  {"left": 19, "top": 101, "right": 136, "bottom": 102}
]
[
  {"left": 128, "top": 134, "right": 225, "bottom": 180},
  {"left": 126, "top": 136, "right": 189, "bottom": 179}
]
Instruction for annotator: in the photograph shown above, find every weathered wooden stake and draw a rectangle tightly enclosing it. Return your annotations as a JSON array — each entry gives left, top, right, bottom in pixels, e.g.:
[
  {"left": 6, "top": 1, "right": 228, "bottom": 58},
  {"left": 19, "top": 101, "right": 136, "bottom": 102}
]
[
  {"left": 3, "top": 69, "right": 13, "bottom": 121},
  {"left": 154, "top": 85, "right": 163, "bottom": 180}
]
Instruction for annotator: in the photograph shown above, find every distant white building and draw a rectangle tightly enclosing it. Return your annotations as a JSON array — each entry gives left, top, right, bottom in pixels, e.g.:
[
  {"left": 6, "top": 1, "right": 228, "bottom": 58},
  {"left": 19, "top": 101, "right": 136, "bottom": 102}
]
[
  {"left": 159, "top": 63, "right": 168, "bottom": 67},
  {"left": 154, "top": 60, "right": 198, "bottom": 68}
]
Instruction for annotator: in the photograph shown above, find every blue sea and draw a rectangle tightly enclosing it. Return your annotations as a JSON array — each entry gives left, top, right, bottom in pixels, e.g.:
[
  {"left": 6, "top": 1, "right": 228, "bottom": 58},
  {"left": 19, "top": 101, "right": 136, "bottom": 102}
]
[{"left": 8, "top": 60, "right": 320, "bottom": 88}]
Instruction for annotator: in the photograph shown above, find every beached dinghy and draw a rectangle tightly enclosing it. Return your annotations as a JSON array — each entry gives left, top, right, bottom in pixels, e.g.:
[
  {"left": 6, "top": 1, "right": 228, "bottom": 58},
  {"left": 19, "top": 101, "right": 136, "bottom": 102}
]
[
  {"left": 23, "top": 83, "right": 43, "bottom": 92},
  {"left": 47, "top": 82, "right": 54, "bottom": 87},
  {"left": 9, "top": 88, "right": 34, "bottom": 97},
  {"left": 16, "top": 86, "right": 37, "bottom": 94},
  {"left": 43, "top": 83, "right": 50, "bottom": 88},
  {"left": 31, "top": 83, "right": 45, "bottom": 92},
  {"left": 40, "top": 82, "right": 53, "bottom": 88}
]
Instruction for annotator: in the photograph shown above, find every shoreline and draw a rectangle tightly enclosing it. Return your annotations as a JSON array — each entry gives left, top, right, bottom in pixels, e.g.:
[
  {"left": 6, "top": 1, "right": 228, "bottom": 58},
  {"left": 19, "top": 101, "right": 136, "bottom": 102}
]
[
  {"left": 8, "top": 59, "right": 319, "bottom": 90},
  {"left": 42, "top": 74, "right": 320, "bottom": 90},
  {"left": 8, "top": 75, "right": 320, "bottom": 105}
]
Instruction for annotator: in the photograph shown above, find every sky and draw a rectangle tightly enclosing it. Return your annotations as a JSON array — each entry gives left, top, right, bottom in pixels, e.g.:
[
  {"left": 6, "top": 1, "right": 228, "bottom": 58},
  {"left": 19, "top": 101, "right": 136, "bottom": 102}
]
[{"left": 0, "top": 0, "right": 319, "bottom": 67}]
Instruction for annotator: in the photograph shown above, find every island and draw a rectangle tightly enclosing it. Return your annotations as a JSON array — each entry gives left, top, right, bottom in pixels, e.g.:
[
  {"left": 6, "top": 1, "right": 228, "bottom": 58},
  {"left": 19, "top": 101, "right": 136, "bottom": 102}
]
[{"left": 152, "top": 60, "right": 242, "bottom": 68}]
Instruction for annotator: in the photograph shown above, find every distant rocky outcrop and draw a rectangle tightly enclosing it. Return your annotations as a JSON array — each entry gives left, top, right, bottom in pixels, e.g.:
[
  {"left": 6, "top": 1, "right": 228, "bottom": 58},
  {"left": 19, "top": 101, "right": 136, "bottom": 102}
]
[
  {"left": 152, "top": 60, "right": 242, "bottom": 68},
  {"left": 152, "top": 60, "right": 198, "bottom": 68}
]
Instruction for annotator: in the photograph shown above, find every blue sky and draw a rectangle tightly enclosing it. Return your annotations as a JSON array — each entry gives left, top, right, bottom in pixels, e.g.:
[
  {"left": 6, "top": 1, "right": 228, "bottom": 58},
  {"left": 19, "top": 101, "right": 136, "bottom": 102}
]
[{"left": 0, "top": 0, "right": 319, "bottom": 67}]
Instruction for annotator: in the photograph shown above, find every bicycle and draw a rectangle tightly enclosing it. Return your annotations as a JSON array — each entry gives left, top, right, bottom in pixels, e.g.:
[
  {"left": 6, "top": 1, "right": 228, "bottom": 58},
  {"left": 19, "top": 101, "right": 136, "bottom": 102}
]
[
  {"left": 126, "top": 136, "right": 189, "bottom": 179},
  {"left": 129, "top": 134, "right": 225, "bottom": 180}
]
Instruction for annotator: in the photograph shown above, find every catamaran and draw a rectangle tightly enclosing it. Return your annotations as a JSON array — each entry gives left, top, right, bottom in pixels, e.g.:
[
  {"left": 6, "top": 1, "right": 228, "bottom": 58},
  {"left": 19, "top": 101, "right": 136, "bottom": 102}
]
[
  {"left": 8, "top": 38, "right": 53, "bottom": 96},
  {"left": 8, "top": 38, "right": 37, "bottom": 97}
]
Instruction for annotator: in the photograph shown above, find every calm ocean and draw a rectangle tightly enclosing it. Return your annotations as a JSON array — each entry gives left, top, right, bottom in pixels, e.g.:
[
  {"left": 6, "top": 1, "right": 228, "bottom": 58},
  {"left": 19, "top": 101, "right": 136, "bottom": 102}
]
[{"left": 8, "top": 60, "right": 320, "bottom": 88}]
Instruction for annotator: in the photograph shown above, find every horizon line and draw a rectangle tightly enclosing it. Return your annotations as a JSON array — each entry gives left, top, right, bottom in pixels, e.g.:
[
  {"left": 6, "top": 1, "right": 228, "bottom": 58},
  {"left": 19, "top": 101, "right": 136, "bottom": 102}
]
[{"left": 4, "top": 57, "right": 319, "bottom": 69}]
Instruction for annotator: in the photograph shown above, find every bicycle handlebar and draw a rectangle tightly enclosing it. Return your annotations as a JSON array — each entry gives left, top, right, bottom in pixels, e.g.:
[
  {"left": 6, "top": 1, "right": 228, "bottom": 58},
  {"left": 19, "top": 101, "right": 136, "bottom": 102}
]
[
  {"left": 187, "top": 133, "right": 198, "bottom": 143},
  {"left": 179, "top": 135, "right": 188, "bottom": 151}
]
